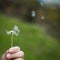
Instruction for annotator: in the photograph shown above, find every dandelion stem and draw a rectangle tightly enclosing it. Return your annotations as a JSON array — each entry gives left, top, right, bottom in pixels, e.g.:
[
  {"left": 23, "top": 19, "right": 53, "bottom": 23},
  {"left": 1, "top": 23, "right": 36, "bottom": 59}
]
[{"left": 11, "top": 33, "right": 13, "bottom": 47}]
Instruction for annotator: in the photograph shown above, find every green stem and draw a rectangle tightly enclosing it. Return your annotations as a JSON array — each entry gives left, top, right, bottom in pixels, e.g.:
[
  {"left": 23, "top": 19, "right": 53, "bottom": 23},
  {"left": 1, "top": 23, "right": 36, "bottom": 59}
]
[{"left": 11, "top": 33, "right": 13, "bottom": 47}]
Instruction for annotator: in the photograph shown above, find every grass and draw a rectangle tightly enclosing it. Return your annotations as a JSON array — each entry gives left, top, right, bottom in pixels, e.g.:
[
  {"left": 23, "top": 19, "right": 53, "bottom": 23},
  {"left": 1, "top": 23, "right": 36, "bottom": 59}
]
[{"left": 0, "top": 14, "right": 60, "bottom": 60}]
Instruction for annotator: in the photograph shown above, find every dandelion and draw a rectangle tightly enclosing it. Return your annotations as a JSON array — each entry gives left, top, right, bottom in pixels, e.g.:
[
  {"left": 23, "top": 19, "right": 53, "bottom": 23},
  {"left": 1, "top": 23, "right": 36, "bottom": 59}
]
[{"left": 6, "top": 25, "right": 20, "bottom": 47}]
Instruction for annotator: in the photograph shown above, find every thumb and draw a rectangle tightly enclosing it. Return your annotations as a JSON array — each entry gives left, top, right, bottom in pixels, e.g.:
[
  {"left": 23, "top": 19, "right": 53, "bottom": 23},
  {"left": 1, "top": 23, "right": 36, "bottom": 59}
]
[{"left": 1, "top": 50, "right": 9, "bottom": 60}]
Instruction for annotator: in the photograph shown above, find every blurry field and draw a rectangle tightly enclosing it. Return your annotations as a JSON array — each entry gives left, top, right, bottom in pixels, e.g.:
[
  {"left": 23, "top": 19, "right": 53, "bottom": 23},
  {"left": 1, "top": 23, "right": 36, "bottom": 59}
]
[{"left": 0, "top": 14, "right": 60, "bottom": 60}]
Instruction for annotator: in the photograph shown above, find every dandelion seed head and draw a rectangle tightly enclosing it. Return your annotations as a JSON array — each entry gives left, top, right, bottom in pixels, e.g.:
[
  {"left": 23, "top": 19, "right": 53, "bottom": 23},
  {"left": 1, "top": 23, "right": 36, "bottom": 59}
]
[{"left": 6, "top": 25, "right": 20, "bottom": 36}]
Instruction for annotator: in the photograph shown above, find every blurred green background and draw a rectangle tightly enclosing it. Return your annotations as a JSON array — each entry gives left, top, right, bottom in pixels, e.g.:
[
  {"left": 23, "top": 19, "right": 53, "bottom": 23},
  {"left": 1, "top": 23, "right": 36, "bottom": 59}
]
[{"left": 0, "top": 0, "right": 60, "bottom": 60}]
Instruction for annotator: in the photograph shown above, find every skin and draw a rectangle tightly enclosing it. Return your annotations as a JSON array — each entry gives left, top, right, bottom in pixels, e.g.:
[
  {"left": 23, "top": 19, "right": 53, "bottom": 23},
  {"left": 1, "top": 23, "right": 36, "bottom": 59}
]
[{"left": 1, "top": 46, "right": 24, "bottom": 60}]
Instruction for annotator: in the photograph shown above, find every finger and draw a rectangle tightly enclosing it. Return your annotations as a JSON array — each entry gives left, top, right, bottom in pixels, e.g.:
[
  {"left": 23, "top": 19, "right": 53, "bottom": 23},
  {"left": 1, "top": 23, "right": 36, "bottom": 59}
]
[
  {"left": 8, "top": 46, "right": 20, "bottom": 53},
  {"left": 7, "top": 51, "right": 24, "bottom": 59},
  {"left": 14, "top": 58, "right": 24, "bottom": 60}
]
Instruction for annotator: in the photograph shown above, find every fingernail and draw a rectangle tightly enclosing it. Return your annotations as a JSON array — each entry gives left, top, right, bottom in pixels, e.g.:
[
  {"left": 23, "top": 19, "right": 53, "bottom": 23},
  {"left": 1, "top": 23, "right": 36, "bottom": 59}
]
[{"left": 7, "top": 54, "right": 11, "bottom": 58}]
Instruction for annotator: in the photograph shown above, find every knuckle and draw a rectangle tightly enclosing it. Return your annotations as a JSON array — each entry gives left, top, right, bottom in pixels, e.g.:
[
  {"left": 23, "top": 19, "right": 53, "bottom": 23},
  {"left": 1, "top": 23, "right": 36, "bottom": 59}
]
[{"left": 8, "top": 46, "right": 20, "bottom": 53}]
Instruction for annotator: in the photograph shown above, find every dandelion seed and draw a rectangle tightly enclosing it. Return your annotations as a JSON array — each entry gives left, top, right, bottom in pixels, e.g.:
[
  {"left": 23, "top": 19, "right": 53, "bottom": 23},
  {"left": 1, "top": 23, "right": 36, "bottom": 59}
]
[{"left": 6, "top": 25, "right": 20, "bottom": 47}]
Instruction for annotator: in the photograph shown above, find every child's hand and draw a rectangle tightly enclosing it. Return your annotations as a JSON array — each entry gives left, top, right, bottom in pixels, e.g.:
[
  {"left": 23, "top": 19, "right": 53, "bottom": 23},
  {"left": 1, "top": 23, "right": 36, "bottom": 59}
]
[{"left": 2, "top": 46, "right": 24, "bottom": 60}]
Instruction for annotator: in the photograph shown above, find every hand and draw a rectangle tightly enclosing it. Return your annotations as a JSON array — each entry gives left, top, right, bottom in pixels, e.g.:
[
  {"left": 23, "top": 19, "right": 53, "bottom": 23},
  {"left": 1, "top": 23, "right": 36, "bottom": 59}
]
[{"left": 2, "top": 46, "right": 24, "bottom": 60}]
